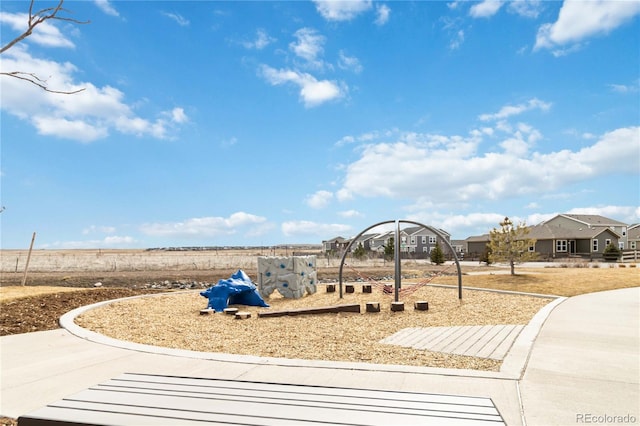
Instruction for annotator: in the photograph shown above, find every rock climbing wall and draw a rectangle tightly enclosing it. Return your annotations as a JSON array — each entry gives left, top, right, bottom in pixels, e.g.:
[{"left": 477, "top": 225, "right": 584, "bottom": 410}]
[{"left": 257, "top": 256, "right": 317, "bottom": 299}]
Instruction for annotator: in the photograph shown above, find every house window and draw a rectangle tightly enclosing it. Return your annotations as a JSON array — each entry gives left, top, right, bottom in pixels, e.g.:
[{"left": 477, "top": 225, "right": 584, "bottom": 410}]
[
  {"left": 592, "top": 239, "right": 598, "bottom": 252},
  {"left": 631, "top": 242, "right": 637, "bottom": 249},
  {"left": 556, "top": 240, "right": 567, "bottom": 252},
  {"left": 528, "top": 243, "right": 535, "bottom": 252},
  {"left": 605, "top": 239, "right": 611, "bottom": 246},
  {"left": 622, "top": 228, "right": 627, "bottom": 237},
  {"left": 619, "top": 242, "right": 624, "bottom": 250},
  {"left": 429, "top": 236, "right": 436, "bottom": 244},
  {"left": 422, "top": 236, "right": 427, "bottom": 244},
  {"left": 410, "top": 236, "right": 416, "bottom": 244},
  {"left": 423, "top": 247, "right": 429, "bottom": 252}
]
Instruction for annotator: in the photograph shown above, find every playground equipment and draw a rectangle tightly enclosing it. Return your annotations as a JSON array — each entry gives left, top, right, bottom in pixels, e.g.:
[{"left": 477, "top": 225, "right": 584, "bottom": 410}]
[
  {"left": 257, "top": 255, "right": 317, "bottom": 299},
  {"left": 200, "top": 270, "right": 269, "bottom": 312},
  {"left": 338, "top": 220, "right": 463, "bottom": 300}
]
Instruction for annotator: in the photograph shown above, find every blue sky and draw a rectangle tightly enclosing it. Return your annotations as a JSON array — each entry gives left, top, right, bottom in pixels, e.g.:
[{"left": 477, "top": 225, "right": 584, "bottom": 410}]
[{"left": 1, "top": 0, "right": 639, "bottom": 249}]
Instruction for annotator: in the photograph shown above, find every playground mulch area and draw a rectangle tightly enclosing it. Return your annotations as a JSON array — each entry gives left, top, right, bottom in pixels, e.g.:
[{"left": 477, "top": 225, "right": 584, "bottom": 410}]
[{"left": 75, "top": 283, "right": 551, "bottom": 371}]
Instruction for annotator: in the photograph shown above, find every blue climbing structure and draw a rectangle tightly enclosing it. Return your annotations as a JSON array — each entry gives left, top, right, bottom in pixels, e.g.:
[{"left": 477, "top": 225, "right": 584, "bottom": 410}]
[{"left": 200, "top": 270, "right": 270, "bottom": 312}]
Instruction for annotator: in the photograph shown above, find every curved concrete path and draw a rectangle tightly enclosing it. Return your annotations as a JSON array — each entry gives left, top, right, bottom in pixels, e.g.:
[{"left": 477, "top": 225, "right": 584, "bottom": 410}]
[
  {"left": 519, "top": 287, "right": 639, "bottom": 425},
  {"left": 1, "top": 287, "right": 638, "bottom": 425}
]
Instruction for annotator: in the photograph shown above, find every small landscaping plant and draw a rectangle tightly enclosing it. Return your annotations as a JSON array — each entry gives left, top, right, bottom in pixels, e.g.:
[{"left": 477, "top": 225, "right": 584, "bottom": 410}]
[{"left": 603, "top": 243, "right": 622, "bottom": 261}]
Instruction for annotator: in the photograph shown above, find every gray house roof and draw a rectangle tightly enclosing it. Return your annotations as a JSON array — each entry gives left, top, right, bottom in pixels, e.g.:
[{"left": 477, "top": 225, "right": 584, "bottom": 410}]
[
  {"left": 555, "top": 214, "right": 627, "bottom": 227},
  {"left": 528, "top": 223, "right": 621, "bottom": 240},
  {"left": 466, "top": 234, "right": 490, "bottom": 242}
]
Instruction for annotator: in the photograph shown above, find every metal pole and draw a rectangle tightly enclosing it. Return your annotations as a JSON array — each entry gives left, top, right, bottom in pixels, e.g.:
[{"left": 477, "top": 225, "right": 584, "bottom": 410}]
[{"left": 394, "top": 220, "right": 401, "bottom": 302}]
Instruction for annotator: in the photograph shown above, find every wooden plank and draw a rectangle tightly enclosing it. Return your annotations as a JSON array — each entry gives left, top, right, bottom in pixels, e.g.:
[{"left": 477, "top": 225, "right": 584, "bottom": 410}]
[
  {"left": 257, "top": 304, "right": 361, "bottom": 318},
  {"left": 18, "top": 373, "right": 506, "bottom": 426}
]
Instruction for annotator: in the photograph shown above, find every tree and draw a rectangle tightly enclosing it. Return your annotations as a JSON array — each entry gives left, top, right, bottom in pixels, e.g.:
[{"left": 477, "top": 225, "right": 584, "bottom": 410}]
[
  {"left": 488, "top": 217, "right": 538, "bottom": 275},
  {"left": 479, "top": 244, "right": 492, "bottom": 265},
  {"left": 353, "top": 242, "right": 366, "bottom": 260},
  {"left": 430, "top": 241, "right": 445, "bottom": 265},
  {"left": 383, "top": 237, "right": 394, "bottom": 261},
  {"left": 603, "top": 243, "right": 622, "bottom": 261},
  {"left": 1, "top": 0, "right": 89, "bottom": 93}
]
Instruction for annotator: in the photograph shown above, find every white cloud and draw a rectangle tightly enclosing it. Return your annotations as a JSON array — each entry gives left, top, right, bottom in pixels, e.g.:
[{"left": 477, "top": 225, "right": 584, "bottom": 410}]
[
  {"left": 567, "top": 206, "right": 640, "bottom": 225},
  {"left": 306, "top": 190, "right": 334, "bottom": 209},
  {"left": 140, "top": 212, "right": 268, "bottom": 238},
  {"left": 479, "top": 98, "right": 551, "bottom": 121},
  {"left": 337, "top": 126, "right": 640, "bottom": 205},
  {"left": 0, "top": 11, "right": 75, "bottom": 48},
  {"left": 375, "top": 4, "right": 391, "bottom": 25},
  {"left": 32, "top": 116, "right": 108, "bottom": 142},
  {"left": 282, "top": 220, "right": 351, "bottom": 237},
  {"left": 337, "top": 50, "right": 363, "bottom": 73},
  {"left": 82, "top": 225, "right": 117, "bottom": 235},
  {"left": 259, "top": 65, "right": 345, "bottom": 107},
  {"left": 43, "top": 235, "right": 136, "bottom": 249},
  {"left": 507, "top": 0, "right": 542, "bottom": 19},
  {"left": 608, "top": 81, "right": 640, "bottom": 94},
  {"left": 289, "top": 28, "right": 325, "bottom": 67},
  {"left": 339, "top": 209, "right": 363, "bottom": 218},
  {"left": 449, "top": 30, "right": 465, "bottom": 50},
  {"left": 404, "top": 211, "right": 506, "bottom": 238},
  {"left": 242, "top": 29, "right": 276, "bottom": 50},
  {"left": 313, "top": 0, "right": 372, "bottom": 21},
  {"left": 0, "top": 46, "right": 188, "bottom": 142},
  {"left": 162, "top": 11, "right": 190, "bottom": 27},
  {"left": 469, "top": 0, "right": 503, "bottom": 18},
  {"left": 535, "top": 0, "right": 640, "bottom": 51},
  {"left": 94, "top": 0, "right": 120, "bottom": 17},
  {"left": 335, "top": 128, "right": 399, "bottom": 147},
  {"left": 220, "top": 136, "right": 238, "bottom": 148},
  {"left": 170, "top": 107, "right": 188, "bottom": 123}
]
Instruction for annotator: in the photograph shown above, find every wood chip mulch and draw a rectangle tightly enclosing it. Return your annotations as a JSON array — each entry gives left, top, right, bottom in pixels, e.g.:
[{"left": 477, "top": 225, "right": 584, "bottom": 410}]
[{"left": 76, "top": 284, "right": 551, "bottom": 371}]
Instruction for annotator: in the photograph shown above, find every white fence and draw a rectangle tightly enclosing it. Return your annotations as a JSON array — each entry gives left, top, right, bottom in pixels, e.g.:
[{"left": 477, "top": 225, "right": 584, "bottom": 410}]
[{"left": 621, "top": 249, "right": 639, "bottom": 263}]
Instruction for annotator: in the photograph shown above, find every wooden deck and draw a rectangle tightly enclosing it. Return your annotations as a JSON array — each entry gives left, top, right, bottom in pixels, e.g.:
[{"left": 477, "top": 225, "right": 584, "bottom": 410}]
[
  {"left": 18, "top": 373, "right": 505, "bottom": 425},
  {"left": 380, "top": 325, "right": 525, "bottom": 360}
]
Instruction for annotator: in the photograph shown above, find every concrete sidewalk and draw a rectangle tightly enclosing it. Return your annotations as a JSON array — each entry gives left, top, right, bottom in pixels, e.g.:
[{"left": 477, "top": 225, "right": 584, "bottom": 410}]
[
  {"left": 520, "top": 287, "right": 639, "bottom": 426},
  {"left": 1, "top": 287, "right": 638, "bottom": 425}
]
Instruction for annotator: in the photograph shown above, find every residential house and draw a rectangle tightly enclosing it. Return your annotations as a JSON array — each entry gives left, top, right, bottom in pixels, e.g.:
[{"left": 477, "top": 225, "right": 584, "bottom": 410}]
[
  {"left": 465, "top": 234, "right": 491, "bottom": 259},
  {"left": 527, "top": 221, "right": 619, "bottom": 259},
  {"left": 322, "top": 236, "right": 349, "bottom": 254},
  {"left": 403, "top": 226, "right": 455, "bottom": 258},
  {"left": 627, "top": 224, "right": 640, "bottom": 250},
  {"left": 349, "top": 233, "right": 377, "bottom": 253},
  {"left": 450, "top": 240, "right": 466, "bottom": 258},
  {"left": 465, "top": 214, "right": 627, "bottom": 260},
  {"left": 368, "top": 231, "right": 407, "bottom": 253},
  {"left": 545, "top": 214, "right": 628, "bottom": 249}
]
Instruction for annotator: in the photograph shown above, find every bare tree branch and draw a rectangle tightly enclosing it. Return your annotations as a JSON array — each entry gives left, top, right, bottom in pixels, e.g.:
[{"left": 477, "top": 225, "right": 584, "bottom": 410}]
[
  {"left": 1, "top": 0, "right": 89, "bottom": 54},
  {"left": 0, "top": 71, "right": 85, "bottom": 94},
  {"left": 0, "top": 0, "right": 89, "bottom": 94}
]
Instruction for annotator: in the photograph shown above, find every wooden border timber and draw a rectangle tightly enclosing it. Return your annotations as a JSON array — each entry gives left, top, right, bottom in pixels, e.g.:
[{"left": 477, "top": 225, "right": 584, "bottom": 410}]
[{"left": 257, "top": 304, "right": 360, "bottom": 318}]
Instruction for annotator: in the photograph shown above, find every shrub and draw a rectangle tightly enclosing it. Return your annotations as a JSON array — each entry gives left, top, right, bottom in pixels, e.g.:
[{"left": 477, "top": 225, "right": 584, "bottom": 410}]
[{"left": 603, "top": 243, "right": 622, "bottom": 261}]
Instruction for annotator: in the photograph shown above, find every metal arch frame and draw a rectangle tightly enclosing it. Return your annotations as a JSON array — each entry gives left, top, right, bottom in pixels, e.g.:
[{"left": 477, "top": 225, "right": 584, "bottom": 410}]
[{"left": 338, "top": 219, "right": 463, "bottom": 300}]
